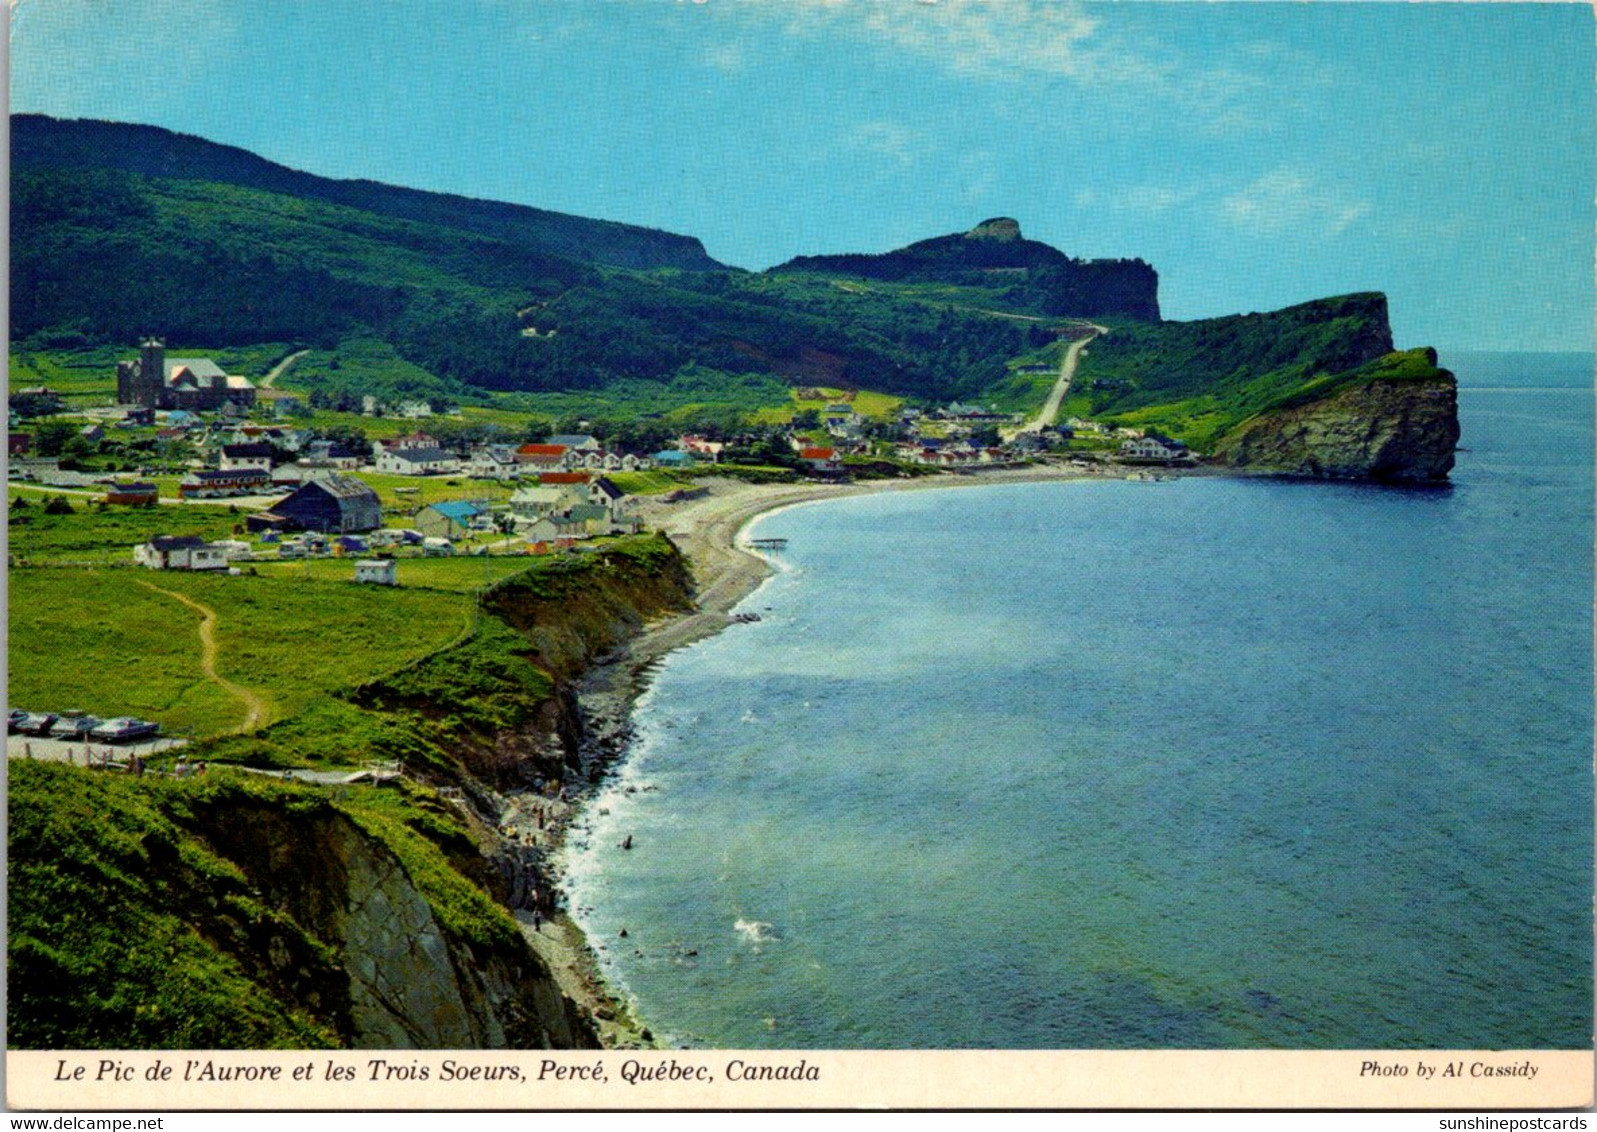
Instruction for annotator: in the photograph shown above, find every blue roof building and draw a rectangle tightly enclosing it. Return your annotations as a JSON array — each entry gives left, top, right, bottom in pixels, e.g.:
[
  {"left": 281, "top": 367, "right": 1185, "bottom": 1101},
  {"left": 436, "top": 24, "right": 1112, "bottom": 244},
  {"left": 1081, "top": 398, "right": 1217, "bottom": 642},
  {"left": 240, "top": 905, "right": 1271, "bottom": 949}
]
[{"left": 414, "top": 500, "right": 484, "bottom": 540}]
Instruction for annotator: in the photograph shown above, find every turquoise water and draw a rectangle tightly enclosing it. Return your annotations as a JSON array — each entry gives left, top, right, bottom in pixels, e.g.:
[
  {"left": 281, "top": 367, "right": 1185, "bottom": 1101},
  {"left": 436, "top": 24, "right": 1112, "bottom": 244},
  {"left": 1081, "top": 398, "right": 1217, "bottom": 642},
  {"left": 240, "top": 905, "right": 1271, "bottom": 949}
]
[{"left": 563, "top": 353, "right": 1593, "bottom": 1049}]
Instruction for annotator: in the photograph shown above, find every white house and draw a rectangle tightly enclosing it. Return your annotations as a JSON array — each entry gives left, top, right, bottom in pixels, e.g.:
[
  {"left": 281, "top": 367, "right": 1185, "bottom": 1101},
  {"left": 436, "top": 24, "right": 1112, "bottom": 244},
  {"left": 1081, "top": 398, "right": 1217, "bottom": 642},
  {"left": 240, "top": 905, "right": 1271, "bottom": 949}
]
[
  {"left": 798, "top": 446, "right": 842, "bottom": 473},
  {"left": 679, "top": 435, "right": 724, "bottom": 462},
  {"left": 218, "top": 442, "right": 274, "bottom": 472},
  {"left": 588, "top": 476, "right": 627, "bottom": 515},
  {"left": 303, "top": 440, "right": 360, "bottom": 468},
  {"left": 375, "top": 446, "right": 459, "bottom": 475},
  {"left": 467, "top": 446, "right": 520, "bottom": 480},
  {"left": 134, "top": 536, "right": 229, "bottom": 571},
  {"left": 510, "top": 484, "right": 582, "bottom": 520},
  {"left": 1120, "top": 434, "right": 1189, "bottom": 460}
]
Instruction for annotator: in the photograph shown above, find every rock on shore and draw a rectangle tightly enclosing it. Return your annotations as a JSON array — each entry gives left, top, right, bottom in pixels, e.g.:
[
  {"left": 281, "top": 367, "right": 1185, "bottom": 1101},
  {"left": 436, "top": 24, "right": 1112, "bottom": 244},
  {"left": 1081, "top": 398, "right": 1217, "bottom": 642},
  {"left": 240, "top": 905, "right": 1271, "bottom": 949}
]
[{"left": 1215, "top": 349, "right": 1461, "bottom": 482}]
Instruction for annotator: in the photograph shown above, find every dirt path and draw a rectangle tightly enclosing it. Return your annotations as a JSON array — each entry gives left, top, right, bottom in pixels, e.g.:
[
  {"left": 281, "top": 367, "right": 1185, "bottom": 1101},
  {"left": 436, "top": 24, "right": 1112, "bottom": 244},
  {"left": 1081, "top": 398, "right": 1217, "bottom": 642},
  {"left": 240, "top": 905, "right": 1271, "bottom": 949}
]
[
  {"left": 135, "top": 579, "right": 270, "bottom": 733},
  {"left": 260, "top": 348, "right": 310, "bottom": 390}
]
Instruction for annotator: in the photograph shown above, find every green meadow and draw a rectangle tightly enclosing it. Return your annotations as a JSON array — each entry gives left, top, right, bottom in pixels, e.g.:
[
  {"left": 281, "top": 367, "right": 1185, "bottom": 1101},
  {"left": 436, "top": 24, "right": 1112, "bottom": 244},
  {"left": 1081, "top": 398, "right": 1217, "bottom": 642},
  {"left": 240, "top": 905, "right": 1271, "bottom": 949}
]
[
  {"left": 251, "top": 555, "right": 537, "bottom": 592},
  {"left": 8, "top": 568, "right": 473, "bottom": 737},
  {"left": 8, "top": 494, "right": 244, "bottom": 565}
]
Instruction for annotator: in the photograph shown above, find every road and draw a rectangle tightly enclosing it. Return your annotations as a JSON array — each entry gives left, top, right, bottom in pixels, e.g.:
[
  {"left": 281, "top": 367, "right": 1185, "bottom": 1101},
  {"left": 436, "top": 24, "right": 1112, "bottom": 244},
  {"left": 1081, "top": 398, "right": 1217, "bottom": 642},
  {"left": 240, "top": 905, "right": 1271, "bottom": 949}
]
[
  {"left": 259, "top": 348, "right": 310, "bottom": 390},
  {"left": 135, "top": 579, "right": 271, "bottom": 733},
  {"left": 8, "top": 733, "right": 186, "bottom": 764},
  {"left": 1008, "top": 323, "right": 1106, "bottom": 438}
]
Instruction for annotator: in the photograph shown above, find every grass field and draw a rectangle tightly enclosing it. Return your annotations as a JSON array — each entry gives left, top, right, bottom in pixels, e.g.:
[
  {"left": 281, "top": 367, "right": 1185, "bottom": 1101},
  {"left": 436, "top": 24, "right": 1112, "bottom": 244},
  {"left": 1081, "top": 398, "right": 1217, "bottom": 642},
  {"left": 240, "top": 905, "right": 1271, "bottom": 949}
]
[
  {"left": 605, "top": 469, "right": 698, "bottom": 495},
  {"left": 349, "top": 471, "right": 517, "bottom": 509},
  {"left": 8, "top": 568, "right": 472, "bottom": 737},
  {"left": 8, "top": 496, "right": 245, "bottom": 565},
  {"left": 752, "top": 385, "right": 906, "bottom": 425},
  {"left": 251, "top": 555, "right": 535, "bottom": 592}
]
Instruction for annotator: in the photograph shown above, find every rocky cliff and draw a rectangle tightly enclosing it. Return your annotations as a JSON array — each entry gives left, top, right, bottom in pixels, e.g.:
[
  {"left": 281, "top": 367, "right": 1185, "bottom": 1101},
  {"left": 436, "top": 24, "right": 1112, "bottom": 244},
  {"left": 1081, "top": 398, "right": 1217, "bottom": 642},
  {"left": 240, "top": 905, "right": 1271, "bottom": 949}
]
[
  {"left": 1213, "top": 348, "right": 1461, "bottom": 482},
  {"left": 6, "top": 761, "right": 599, "bottom": 1048}
]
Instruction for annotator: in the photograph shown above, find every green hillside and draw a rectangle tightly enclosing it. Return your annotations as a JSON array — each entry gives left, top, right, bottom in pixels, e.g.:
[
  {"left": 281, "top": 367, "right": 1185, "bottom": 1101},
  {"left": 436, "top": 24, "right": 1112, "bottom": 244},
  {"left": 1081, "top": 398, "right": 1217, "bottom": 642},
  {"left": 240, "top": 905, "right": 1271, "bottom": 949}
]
[
  {"left": 13, "top": 114, "right": 723, "bottom": 272},
  {"left": 12, "top": 162, "right": 1062, "bottom": 405},
  {"left": 772, "top": 216, "right": 1161, "bottom": 321},
  {"left": 1064, "top": 293, "right": 1399, "bottom": 449},
  {"left": 12, "top": 115, "right": 1432, "bottom": 442}
]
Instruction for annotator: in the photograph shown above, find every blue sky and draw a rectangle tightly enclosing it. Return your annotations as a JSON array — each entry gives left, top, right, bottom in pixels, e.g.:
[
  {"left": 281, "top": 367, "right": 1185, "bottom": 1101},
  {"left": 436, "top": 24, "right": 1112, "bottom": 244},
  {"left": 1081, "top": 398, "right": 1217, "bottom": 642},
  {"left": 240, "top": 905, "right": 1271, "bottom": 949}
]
[{"left": 10, "top": 0, "right": 1594, "bottom": 350}]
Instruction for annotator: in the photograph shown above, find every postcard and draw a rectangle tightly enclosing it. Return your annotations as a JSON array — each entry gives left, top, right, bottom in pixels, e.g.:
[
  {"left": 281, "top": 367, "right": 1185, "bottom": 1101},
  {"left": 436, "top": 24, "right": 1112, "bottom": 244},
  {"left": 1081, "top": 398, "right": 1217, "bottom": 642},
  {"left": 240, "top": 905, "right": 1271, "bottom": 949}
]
[{"left": 6, "top": 0, "right": 1593, "bottom": 1112}]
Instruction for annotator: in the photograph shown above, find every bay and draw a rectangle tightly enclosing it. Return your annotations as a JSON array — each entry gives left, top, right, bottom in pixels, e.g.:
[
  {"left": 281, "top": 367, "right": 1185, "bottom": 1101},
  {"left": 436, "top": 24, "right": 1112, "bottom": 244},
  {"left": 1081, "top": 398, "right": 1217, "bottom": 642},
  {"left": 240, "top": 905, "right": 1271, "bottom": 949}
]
[{"left": 563, "top": 352, "right": 1594, "bottom": 1049}]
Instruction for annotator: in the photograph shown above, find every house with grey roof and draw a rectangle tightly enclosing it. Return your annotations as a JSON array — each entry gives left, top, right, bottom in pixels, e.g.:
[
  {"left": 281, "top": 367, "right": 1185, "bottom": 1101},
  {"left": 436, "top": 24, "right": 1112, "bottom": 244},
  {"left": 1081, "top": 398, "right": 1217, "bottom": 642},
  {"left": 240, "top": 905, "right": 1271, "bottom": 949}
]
[
  {"left": 134, "top": 536, "right": 228, "bottom": 571},
  {"left": 260, "top": 474, "right": 382, "bottom": 533},
  {"left": 374, "top": 446, "right": 459, "bottom": 475}
]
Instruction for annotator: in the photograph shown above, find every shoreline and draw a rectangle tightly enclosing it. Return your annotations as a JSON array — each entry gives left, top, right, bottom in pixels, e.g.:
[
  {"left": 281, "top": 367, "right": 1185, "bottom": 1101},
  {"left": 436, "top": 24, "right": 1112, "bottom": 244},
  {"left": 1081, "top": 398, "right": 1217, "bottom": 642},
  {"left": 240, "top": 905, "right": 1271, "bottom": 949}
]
[{"left": 502, "top": 461, "right": 1133, "bottom": 1047}]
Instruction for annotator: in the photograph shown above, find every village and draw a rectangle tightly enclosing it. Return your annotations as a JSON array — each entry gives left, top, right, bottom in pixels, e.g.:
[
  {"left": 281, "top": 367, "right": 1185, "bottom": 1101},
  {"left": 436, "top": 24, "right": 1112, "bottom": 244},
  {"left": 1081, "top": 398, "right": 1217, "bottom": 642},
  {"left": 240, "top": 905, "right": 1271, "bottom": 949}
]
[
  {"left": 7, "top": 335, "right": 1205, "bottom": 759},
  {"left": 9, "top": 339, "right": 1199, "bottom": 583}
]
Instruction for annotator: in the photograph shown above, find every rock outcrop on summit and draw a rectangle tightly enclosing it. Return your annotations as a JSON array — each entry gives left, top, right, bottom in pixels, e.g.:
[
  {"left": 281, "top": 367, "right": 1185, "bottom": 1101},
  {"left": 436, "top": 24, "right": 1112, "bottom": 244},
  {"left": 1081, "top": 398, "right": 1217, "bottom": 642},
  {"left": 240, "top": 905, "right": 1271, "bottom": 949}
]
[{"left": 771, "top": 218, "right": 1161, "bottom": 321}]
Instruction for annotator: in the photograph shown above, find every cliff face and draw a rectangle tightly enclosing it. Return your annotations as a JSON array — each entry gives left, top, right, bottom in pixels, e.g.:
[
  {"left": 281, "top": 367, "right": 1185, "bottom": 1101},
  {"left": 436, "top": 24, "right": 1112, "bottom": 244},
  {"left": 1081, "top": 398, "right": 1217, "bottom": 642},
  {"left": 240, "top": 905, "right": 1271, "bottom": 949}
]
[
  {"left": 1214, "top": 351, "right": 1460, "bottom": 482},
  {"left": 190, "top": 797, "right": 599, "bottom": 1049},
  {"left": 6, "top": 763, "right": 600, "bottom": 1049}
]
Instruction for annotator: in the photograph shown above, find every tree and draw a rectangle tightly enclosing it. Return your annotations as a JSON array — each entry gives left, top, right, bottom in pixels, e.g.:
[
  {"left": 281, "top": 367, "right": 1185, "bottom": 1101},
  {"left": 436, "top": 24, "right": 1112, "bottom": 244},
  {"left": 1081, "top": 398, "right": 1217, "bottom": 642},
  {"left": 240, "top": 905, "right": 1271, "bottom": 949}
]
[
  {"left": 32, "top": 420, "right": 79, "bottom": 457},
  {"left": 9, "top": 391, "right": 63, "bottom": 419}
]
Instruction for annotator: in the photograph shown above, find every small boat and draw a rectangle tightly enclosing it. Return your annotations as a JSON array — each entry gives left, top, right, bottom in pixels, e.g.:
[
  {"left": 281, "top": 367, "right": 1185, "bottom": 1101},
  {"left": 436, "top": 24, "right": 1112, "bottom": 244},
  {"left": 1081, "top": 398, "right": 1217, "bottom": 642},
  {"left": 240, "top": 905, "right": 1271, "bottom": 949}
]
[{"left": 90, "top": 717, "right": 161, "bottom": 743}]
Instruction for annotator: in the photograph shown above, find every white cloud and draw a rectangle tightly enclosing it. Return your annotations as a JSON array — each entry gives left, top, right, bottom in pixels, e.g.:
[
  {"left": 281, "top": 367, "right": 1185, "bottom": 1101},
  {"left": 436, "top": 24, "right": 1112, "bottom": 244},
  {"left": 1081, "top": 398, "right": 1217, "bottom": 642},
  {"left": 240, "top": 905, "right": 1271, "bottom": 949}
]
[
  {"left": 695, "top": 2, "right": 1340, "bottom": 138},
  {"left": 767, "top": 0, "right": 1157, "bottom": 84},
  {"left": 1222, "top": 169, "right": 1373, "bottom": 237},
  {"left": 846, "top": 119, "right": 923, "bottom": 165},
  {"left": 1119, "top": 184, "right": 1204, "bottom": 216}
]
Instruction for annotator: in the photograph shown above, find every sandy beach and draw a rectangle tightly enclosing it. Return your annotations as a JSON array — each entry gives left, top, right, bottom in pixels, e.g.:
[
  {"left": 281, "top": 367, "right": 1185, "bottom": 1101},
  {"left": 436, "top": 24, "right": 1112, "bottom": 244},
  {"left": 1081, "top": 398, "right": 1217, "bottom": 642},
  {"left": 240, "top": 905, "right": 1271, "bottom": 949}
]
[{"left": 503, "top": 461, "right": 1116, "bottom": 1046}]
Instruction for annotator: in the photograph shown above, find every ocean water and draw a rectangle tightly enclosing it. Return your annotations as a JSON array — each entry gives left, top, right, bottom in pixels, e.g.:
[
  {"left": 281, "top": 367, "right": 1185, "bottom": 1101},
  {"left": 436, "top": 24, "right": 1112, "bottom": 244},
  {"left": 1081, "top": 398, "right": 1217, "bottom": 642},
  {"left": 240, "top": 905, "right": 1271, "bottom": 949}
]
[{"left": 563, "top": 352, "right": 1594, "bottom": 1049}]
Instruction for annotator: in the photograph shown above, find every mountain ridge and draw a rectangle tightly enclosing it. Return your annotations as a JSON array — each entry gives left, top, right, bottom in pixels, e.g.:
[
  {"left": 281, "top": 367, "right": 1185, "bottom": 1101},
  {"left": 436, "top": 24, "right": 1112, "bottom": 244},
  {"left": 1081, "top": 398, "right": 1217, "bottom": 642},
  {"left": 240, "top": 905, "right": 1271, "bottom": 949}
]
[
  {"left": 12, "top": 114, "right": 725, "bottom": 272},
  {"left": 771, "top": 216, "right": 1161, "bottom": 321},
  {"left": 9, "top": 114, "right": 1458, "bottom": 480}
]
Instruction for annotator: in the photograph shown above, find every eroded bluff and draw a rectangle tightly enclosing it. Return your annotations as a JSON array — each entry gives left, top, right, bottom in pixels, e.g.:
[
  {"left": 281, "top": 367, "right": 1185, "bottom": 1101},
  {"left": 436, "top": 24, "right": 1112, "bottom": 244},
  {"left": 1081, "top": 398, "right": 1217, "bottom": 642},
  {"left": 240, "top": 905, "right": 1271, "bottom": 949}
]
[{"left": 1216, "top": 350, "right": 1460, "bottom": 482}]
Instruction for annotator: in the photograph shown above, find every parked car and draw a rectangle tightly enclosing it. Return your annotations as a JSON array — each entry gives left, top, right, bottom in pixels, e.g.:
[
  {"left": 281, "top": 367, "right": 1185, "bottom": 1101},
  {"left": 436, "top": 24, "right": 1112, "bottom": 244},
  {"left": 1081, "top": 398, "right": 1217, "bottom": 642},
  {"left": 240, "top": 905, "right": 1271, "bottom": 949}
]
[
  {"left": 9, "top": 709, "right": 31, "bottom": 733},
  {"left": 16, "top": 712, "right": 59, "bottom": 736},
  {"left": 50, "top": 713, "right": 103, "bottom": 740},
  {"left": 90, "top": 718, "right": 161, "bottom": 743}
]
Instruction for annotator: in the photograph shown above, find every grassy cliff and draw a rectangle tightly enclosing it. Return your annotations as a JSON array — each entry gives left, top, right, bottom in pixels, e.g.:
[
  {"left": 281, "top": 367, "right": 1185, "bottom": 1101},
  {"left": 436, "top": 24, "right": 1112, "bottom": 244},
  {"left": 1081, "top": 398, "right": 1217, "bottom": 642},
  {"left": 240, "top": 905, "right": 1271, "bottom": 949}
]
[
  {"left": 1060, "top": 293, "right": 1395, "bottom": 449},
  {"left": 8, "top": 761, "right": 592, "bottom": 1049},
  {"left": 7, "top": 535, "right": 697, "bottom": 1048}
]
